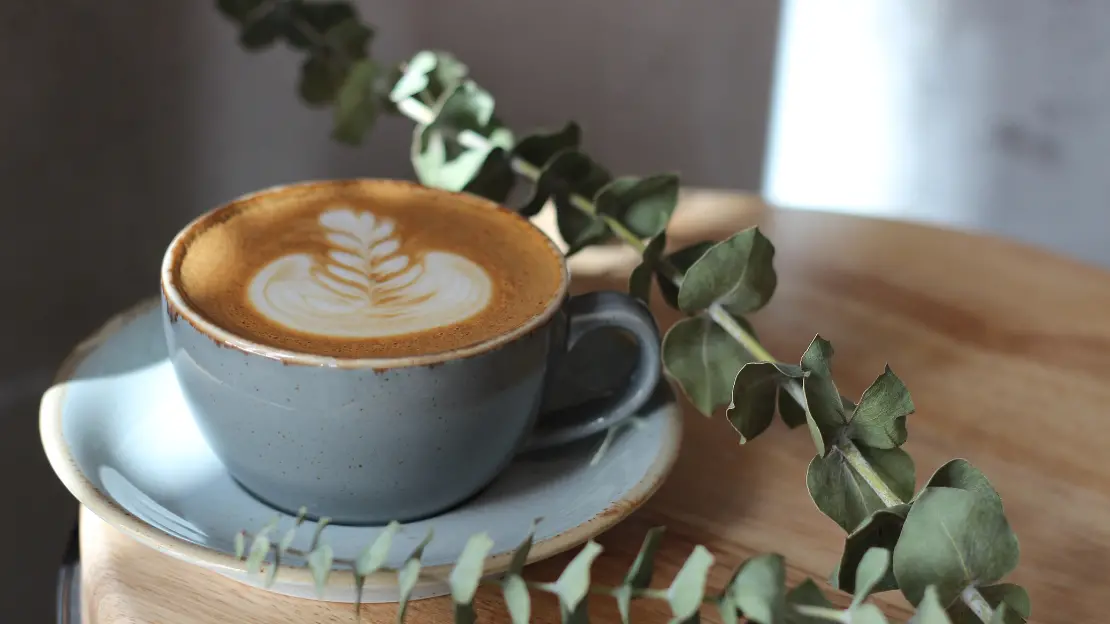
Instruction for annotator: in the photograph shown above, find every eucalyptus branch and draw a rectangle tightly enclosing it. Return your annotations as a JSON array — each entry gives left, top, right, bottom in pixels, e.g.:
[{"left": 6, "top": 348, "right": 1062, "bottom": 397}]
[{"left": 216, "top": 3, "right": 1028, "bottom": 622}]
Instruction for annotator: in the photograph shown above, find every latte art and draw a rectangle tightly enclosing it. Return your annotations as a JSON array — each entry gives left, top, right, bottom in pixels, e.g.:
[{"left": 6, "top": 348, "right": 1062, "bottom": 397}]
[{"left": 247, "top": 208, "right": 493, "bottom": 338}]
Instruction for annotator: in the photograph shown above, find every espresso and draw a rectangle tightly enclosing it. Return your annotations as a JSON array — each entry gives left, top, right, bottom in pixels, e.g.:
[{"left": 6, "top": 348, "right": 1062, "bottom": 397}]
[{"left": 172, "top": 180, "right": 566, "bottom": 358}]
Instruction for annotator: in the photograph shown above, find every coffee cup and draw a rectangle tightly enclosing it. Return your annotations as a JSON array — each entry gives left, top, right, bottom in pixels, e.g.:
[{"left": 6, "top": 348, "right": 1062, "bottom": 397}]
[{"left": 160, "top": 179, "right": 661, "bottom": 524}]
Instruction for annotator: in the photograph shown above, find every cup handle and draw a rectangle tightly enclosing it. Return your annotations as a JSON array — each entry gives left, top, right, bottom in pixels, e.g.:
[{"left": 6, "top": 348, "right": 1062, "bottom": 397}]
[{"left": 523, "top": 291, "right": 662, "bottom": 452}]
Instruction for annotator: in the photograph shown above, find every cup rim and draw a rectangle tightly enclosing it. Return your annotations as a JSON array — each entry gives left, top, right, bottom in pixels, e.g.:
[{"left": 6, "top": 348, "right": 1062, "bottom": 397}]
[{"left": 160, "top": 178, "right": 570, "bottom": 370}]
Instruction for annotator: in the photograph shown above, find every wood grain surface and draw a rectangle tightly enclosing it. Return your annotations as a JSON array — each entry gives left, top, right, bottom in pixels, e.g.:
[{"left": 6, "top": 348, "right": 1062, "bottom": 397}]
[{"left": 78, "top": 190, "right": 1110, "bottom": 623}]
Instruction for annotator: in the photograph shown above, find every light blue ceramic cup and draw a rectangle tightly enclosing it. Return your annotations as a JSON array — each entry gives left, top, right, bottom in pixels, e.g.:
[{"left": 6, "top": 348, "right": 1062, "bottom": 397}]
[{"left": 160, "top": 182, "right": 661, "bottom": 525}]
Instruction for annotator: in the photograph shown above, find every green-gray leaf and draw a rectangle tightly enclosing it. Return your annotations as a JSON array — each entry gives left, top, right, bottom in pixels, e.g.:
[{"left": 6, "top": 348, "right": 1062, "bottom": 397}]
[
  {"left": 837, "top": 504, "right": 910, "bottom": 595},
  {"left": 463, "top": 148, "right": 516, "bottom": 204},
  {"left": 990, "top": 604, "right": 1011, "bottom": 624},
  {"left": 920, "top": 459, "right": 1003, "bottom": 511},
  {"left": 561, "top": 598, "right": 591, "bottom": 624},
  {"left": 502, "top": 575, "right": 531, "bottom": 624},
  {"left": 851, "top": 548, "right": 890, "bottom": 608},
  {"left": 727, "top": 362, "right": 805, "bottom": 443},
  {"left": 850, "top": 604, "right": 889, "bottom": 624},
  {"left": 629, "top": 232, "right": 666, "bottom": 305},
  {"left": 413, "top": 126, "right": 514, "bottom": 192},
  {"left": 677, "top": 227, "right": 777, "bottom": 315},
  {"left": 798, "top": 336, "right": 848, "bottom": 455},
  {"left": 806, "top": 446, "right": 915, "bottom": 533},
  {"left": 508, "top": 521, "right": 538, "bottom": 577},
  {"left": 624, "top": 526, "right": 665, "bottom": 590},
  {"left": 785, "top": 579, "right": 834, "bottom": 624},
  {"left": 264, "top": 549, "right": 281, "bottom": 588},
  {"left": 668, "top": 546, "right": 715, "bottom": 621},
  {"left": 716, "top": 595, "right": 740, "bottom": 624},
  {"left": 278, "top": 527, "right": 297, "bottom": 554},
  {"left": 355, "top": 521, "right": 400, "bottom": 577},
  {"left": 390, "top": 50, "right": 438, "bottom": 102},
  {"left": 658, "top": 241, "right": 715, "bottom": 309},
  {"left": 307, "top": 544, "right": 334, "bottom": 598},
  {"left": 246, "top": 533, "right": 271, "bottom": 575},
  {"left": 512, "top": 122, "right": 583, "bottom": 215},
  {"left": 332, "top": 59, "right": 381, "bottom": 145},
  {"left": 893, "top": 487, "right": 1020, "bottom": 606},
  {"left": 662, "top": 315, "right": 756, "bottom": 416},
  {"left": 535, "top": 150, "right": 612, "bottom": 253},
  {"left": 234, "top": 531, "right": 246, "bottom": 559},
  {"left": 595, "top": 174, "right": 679, "bottom": 239},
  {"left": 728, "top": 554, "right": 785, "bottom": 624},
  {"left": 778, "top": 386, "right": 808, "bottom": 429},
  {"left": 397, "top": 529, "right": 435, "bottom": 624},
  {"left": 847, "top": 366, "right": 913, "bottom": 449},
  {"left": 946, "top": 584, "right": 1030, "bottom": 624},
  {"left": 916, "top": 586, "right": 953, "bottom": 623},
  {"left": 450, "top": 533, "right": 494, "bottom": 605},
  {"left": 551, "top": 541, "right": 603, "bottom": 613}
]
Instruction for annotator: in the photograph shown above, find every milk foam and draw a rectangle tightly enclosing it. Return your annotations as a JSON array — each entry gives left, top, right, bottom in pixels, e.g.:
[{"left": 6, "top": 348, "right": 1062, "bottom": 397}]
[{"left": 247, "top": 207, "right": 493, "bottom": 339}]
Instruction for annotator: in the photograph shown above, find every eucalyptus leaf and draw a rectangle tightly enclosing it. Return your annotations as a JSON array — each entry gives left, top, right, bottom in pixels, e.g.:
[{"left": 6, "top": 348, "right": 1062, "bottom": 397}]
[
  {"left": 945, "top": 584, "right": 1030, "bottom": 624},
  {"left": 798, "top": 336, "right": 848, "bottom": 455},
  {"left": 355, "top": 521, "right": 400, "bottom": 577},
  {"left": 390, "top": 50, "right": 437, "bottom": 102},
  {"left": 332, "top": 59, "right": 381, "bottom": 145},
  {"left": 527, "top": 150, "right": 611, "bottom": 253},
  {"left": 294, "top": 506, "right": 308, "bottom": 525},
  {"left": 625, "top": 526, "right": 666, "bottom": 589},
  {"left": 246, "top": 533, "right": 271, "bottom": 575},
  {"left": 595, "top": 174, "right": 679, "bottom": 239},
  {"left": 397, "top": 529, "right": 435, "bottom": 624},
  {"left": 915, "top": 586, "right": 954, "bottom": 624},
  {"left": 508, "top": 521, "right": 538, "bottom": 576},
  {"left": 851, "top": 548, "right": 891, "bottom": 608},
  {"left": 502, "top": 575, "right": 531, "bottom": 624},
  {"left": 307, "top": 544, "right": 334, "bottom": 598},
  {"left": 662, "top": 315, "right": 756, "bottom": 416},
  {"left": 806, "top": 446, "right": 915, "bottom": 533},
  {"left": 837, "top": 505, "right": 910, "bottom": 594},
  {"left": 234, "top": 531, "right": 246, "bottom": 559},
  {"left": 561, "top": 597, "right": 591, "bottom": 624},
  {"left": 847, "top": 366, "right": 913, "bottom": 449},
  {"left": 677, "top": 227, "right": 777, "bottom": 315},
  {"left": 728, "top": 554, "right": 785, "bottom": 624},
  {"left": 893, "top": 487, "right": 1020, "bottom": 606},
  {"left": 920, "top": 459, "right": 1003, "bottom": 511},
  {"left": 512, "top": 122, "right": 583, "bottom": 213},
  {"left": 227, "top": 0, "right": 286, "bottom": 50},
  {"left": 990, "top": 604, "right": 1012, "bottom": 624},
  {"left": 557, "top": 198, "right": 610, "bottom": 254},
  {"left": 727, "top": 361, "right": 805, "bottom": 443},
  {"left": 278, "top": 527, "right": 297, "bottom": 554},
  {"left": 777, "top": 386, "right": 807, "bottom": 429},
  {"left": 850, "top": 604, "right": 889, "bottom": 624},
  {"left": 657, "top": 241, "right": 714, "bottom": 309},
  {"left": 309, "top": 517, "right": 332, "bottom": 551},
  {"left": 296, "top": 19, "right": 372, "bottom": 105},
  {"left": 431, "top": 81, "right": 496, "bottom": 134},
  {"left": 463, "top": 148, "right": 516, "bottom": 203},
  {"left": 216, "top": 0, "right": 268, "bottom": 22},
  {"left": 551, "top": 541, "right": 603, "bottom": 613},
  {"left": 284, "top": 1, "right": 357, "bottom": 49},
  {"left": 450, "top": 533, "right": 495, "bottom": 605},
  {"left": 629, "top": 232, "right": 666, "bottom": 305},
  {"left": 785, "top": 579, "right": 834, "bottom": 624},
  {"left": 413, "top": 126, "right": 513, "bottom": 192},
  {"left": 716, "top": 595, "right": 740, "bottom": 624},
  {"left": 668, "top": 546, "right": 715, "bottom": 621},
  {"left": 265, "top": 549, "right": 281, "bottom": 588}
]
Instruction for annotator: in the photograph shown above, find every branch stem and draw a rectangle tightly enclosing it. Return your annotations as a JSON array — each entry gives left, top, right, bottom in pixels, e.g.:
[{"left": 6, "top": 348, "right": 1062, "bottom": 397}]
[{"left": 394, "top": 91, "right": 998, "bottom": 624}]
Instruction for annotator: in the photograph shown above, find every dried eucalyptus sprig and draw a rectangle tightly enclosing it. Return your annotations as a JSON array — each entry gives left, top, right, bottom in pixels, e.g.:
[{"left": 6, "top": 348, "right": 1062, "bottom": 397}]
[
  {"left": 239, "top": 515, "right": 1000, "bottom": 624},
  {"left": 217, "top": 3, "right": 1030, "bottom": 622}
]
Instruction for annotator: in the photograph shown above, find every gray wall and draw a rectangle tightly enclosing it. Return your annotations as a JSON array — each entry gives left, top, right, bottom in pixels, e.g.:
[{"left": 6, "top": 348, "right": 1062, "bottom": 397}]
[{"left": 0, "top": 1, "right": 781, "bottom": 619}]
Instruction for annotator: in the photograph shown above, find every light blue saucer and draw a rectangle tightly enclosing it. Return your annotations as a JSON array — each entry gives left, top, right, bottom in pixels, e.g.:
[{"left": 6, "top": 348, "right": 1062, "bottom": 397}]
[{"left": 40, "top": 299, "right": 682, "bottom": 603}]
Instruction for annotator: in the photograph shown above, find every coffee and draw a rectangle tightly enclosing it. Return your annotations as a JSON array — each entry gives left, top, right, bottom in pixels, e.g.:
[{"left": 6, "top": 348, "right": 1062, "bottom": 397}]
[{"left": 170, "top": 180, "right": 566, "bottom": 359}]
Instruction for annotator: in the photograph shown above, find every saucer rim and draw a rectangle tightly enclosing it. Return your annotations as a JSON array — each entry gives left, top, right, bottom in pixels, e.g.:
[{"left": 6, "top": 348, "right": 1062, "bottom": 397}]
[{"left": 40, "top": 297, "right": 684, "bottom": 593}]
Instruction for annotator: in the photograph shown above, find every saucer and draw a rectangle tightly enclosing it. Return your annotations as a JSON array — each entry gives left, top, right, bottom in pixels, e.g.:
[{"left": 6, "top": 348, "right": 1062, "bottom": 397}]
[{"left": 40, "top": 299, "right": 682, "bottom": 603}]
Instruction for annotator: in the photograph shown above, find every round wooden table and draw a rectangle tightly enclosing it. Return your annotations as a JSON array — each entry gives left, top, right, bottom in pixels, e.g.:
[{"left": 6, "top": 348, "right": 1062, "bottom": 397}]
[{"left": 77, "top": 191, "right": 1110, "bottom": 623}]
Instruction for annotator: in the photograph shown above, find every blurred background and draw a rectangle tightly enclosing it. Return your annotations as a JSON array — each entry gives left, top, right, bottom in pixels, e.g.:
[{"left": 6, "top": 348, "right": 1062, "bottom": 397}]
[{"left": 5, "top": 0, "right": 1110, "bottom": 620}]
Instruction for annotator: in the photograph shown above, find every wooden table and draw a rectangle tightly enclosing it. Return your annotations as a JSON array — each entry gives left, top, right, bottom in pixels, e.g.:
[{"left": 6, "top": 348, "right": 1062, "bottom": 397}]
[{"left": 78, "top": 191, "right": 1110, "bottom": 623}]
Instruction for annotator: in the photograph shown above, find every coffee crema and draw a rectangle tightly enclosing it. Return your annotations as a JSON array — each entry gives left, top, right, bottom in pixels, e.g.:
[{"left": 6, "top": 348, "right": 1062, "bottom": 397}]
[{"left": 171, "top": 180, "right": 565, "bottom": 359}]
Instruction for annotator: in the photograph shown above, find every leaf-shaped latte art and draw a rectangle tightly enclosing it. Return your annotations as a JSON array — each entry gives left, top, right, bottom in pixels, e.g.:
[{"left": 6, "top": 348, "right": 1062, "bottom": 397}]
[{"left": 248, "top": 207, "right": 493, "bottom": 340}]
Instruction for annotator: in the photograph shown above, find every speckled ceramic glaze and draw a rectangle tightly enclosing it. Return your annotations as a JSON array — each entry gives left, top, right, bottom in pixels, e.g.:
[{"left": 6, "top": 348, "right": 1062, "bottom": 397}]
[
  {"left": 40, "top": 300, "right": 683, "bottom": 602},
  {"left": 160, "top": 185, "right": 662, "bottom": 525}
]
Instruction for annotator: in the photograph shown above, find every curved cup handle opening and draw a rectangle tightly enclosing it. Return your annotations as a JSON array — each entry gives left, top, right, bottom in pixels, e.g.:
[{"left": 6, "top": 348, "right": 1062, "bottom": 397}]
[{"left": 523, "top": 291, "right": 661, "bottom": 452}]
